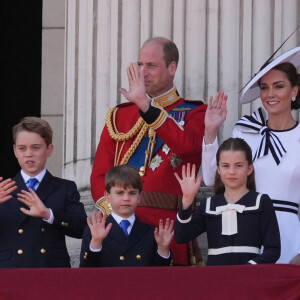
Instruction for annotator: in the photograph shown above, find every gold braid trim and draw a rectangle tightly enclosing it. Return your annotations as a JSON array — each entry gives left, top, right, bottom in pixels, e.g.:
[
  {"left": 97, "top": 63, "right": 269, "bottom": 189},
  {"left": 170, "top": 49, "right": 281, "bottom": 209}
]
[
  {"left": 148, "top": 110, "right": 166, "bottom": 129},
  {"left": 105, "top": 107, "right": 149, "bottom": 165},
  {"left": 106, "top": 107, "right": 145, "bottom": 142},
  {"left": 120, "top": 122, "right": 149, "bottom": 165}
]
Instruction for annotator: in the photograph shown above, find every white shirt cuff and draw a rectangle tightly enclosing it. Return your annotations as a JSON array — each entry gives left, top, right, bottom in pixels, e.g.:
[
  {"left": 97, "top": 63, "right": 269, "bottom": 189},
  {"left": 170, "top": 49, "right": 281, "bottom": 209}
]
[
  {"left": 157, "top": 250, "right": 170, "bottom": 259},
  {"left": 43, "top": 208, "right": 54, "bottom": 224},
  {"left": 89, "top": 244, "right": 102, "bottom": 252}
]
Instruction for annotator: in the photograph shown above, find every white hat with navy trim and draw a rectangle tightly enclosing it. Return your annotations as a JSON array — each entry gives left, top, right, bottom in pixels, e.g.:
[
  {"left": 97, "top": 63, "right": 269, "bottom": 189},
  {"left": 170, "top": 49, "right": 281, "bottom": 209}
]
[{"left": 240, "top": 46, "right": 300, "bottom": 104}]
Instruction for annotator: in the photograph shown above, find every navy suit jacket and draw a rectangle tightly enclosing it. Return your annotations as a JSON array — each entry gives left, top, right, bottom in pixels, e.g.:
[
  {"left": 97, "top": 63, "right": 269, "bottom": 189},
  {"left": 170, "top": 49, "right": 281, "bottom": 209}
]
[
  {"left": 80, "top": 215, "right": 172, "bottom": 267},
  {"left": 0, "top": 171, "right": 87, "bottom": 268}
]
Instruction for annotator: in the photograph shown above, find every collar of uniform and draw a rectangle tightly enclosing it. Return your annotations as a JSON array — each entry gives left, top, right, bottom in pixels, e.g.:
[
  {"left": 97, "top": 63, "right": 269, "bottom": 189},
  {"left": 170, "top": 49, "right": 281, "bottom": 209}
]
[{"left": 149, "top": 86, "right": 180, "bottom": 108}]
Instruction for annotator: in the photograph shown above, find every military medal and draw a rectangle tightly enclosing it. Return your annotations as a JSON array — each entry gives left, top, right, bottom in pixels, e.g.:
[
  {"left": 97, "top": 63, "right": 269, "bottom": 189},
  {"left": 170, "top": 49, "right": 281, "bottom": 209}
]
[
  {"left": 169, "top": 153, "right": 182, "bottom": 169},
  {"left": 149, "top": 154, "right": 163, "bottom": 171},
  {"left": 162, "top": 144, "right": 170, "bottom": 155}
]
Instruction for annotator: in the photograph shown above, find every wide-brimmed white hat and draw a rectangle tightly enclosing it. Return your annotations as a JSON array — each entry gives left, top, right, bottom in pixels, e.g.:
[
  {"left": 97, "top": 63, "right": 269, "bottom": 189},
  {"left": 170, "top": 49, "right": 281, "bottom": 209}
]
[{"left": 240, "top": 46, "right": 300, "bottom": 104}]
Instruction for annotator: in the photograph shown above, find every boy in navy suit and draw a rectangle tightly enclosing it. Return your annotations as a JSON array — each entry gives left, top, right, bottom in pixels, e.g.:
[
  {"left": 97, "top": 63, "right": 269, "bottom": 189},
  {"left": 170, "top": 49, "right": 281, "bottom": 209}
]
[
  {"left": 0, "top": 117, "right": 86, "bottom": 268},
  {"left": 80, "top": 165, "right": 174, "bottom": 267}
]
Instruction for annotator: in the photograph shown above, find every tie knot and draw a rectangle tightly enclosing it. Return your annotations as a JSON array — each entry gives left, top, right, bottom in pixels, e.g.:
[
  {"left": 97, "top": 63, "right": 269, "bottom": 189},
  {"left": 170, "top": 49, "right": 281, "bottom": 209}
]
[
  {"left": 120, "top": 220, "right": 130, "bottom": 236},
  {"left": 259, "top": 126, "right": 269, "bottom": 135},
  {"left": 28, "top": 178, "right": 39, "bottom": 191}
]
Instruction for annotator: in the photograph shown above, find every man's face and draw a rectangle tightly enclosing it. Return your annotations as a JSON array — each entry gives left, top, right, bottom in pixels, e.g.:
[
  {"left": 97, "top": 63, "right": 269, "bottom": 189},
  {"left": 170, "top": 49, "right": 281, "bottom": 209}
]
[
  {"left": 105, "top": 185, "right": 140, "bottom": 218},
  {"left": 137, "top": 42, "right": 176, "bottom": 97},
  {"left": 14, "top": 131, "right": 53, "bottom": 177}
]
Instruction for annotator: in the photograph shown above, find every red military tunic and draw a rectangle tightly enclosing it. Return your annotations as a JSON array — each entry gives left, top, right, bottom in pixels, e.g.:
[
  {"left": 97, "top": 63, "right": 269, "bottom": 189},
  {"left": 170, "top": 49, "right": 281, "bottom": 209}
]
[{"left": 91, "top": 87, "right": 206, "bottom": 265}]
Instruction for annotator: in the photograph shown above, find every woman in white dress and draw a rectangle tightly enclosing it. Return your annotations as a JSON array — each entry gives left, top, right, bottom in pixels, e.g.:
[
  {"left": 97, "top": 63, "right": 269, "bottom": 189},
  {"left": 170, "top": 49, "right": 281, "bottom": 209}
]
[{"left": 202, "top": 47, "right": 300, "bottom": 264}]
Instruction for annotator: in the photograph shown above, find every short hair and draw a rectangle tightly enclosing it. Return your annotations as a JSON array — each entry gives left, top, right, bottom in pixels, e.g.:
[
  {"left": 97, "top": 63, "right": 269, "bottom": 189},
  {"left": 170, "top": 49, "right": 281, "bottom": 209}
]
[
  {"left": 12, "top": 117, "right": 53, "bottom": 146},
  {"left": 142, "top": 37, "right": 179, "bottom": 66},
  {"left": 105, "top": 165, "right": 143, "bottom": 193},
  {"left": 213, "top": 138, "right": 256, "bottom": 195}
]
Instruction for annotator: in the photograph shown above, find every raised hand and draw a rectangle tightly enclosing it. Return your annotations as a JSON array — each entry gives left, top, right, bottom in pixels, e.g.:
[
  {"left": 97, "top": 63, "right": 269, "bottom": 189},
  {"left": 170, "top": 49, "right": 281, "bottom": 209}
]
[
  {"left": 174, "top": 163, "right": 202, "bottom": 210},
  {"left": 0, "top": 178, "right": 17, "bottom": 204},
  {"left": 204, "top": 92, "right": 228, "bottom": 144},
  {"left": 154, "top": 218, "right": 174, "bottom": 257},
  {"left": 119, "top": 62, "right": 151, "bottom": 112},
  {"left": 88, "top": 211, "right": 112, "bottom": 249},
  {"left": 17, "top": 189, "right": 51, "bottom": 219}
]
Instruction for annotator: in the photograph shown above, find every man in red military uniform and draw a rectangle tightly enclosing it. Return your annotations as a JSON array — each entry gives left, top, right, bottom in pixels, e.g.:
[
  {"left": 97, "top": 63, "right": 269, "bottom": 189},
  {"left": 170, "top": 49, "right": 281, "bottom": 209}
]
[{"left": 91, "top": 37, "right": 206, "bottom": 265}]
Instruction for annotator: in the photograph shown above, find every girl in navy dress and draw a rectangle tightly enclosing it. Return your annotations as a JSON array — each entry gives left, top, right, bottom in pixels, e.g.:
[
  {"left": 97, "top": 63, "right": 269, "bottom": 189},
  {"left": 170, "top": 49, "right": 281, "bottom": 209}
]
[{"left": 174, "top": 138, "right": 280, "bottom": 265}]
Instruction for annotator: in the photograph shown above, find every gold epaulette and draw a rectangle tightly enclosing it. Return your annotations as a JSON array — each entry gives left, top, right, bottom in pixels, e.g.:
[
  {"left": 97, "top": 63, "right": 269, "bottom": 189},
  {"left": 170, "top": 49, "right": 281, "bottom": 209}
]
[{"left": 95, "top": 197, "right": 112, "bottom": 215}]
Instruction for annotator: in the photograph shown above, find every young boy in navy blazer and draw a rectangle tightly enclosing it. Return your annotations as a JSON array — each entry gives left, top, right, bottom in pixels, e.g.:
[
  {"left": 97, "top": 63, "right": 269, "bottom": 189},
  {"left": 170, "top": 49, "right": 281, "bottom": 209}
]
[
  {"left": 0, "top": 117, "right": 87, "bottom": 268},
  {"left": 80, "top": 165, "right": 174, "bottom": 267}
]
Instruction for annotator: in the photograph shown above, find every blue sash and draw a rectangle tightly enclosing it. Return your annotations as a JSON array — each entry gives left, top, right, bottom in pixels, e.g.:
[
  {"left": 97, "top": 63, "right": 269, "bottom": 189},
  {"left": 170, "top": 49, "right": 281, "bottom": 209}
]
[{"left": 128, "top": 102, "right": 198, "bottom": 169}]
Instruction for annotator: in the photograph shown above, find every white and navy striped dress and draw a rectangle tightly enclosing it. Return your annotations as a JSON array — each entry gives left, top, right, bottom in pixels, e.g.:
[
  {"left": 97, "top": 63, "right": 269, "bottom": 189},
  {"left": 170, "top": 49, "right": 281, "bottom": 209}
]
[{"left": 232, "top": 108, "right": 300, "bottom": 263}]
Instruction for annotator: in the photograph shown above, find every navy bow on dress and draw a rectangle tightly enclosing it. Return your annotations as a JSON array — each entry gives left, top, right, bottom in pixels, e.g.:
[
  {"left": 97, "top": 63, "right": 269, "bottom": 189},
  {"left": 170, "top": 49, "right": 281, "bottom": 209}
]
[{"left": 235, "top": 108, "right": 287, "bottom": 165}]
